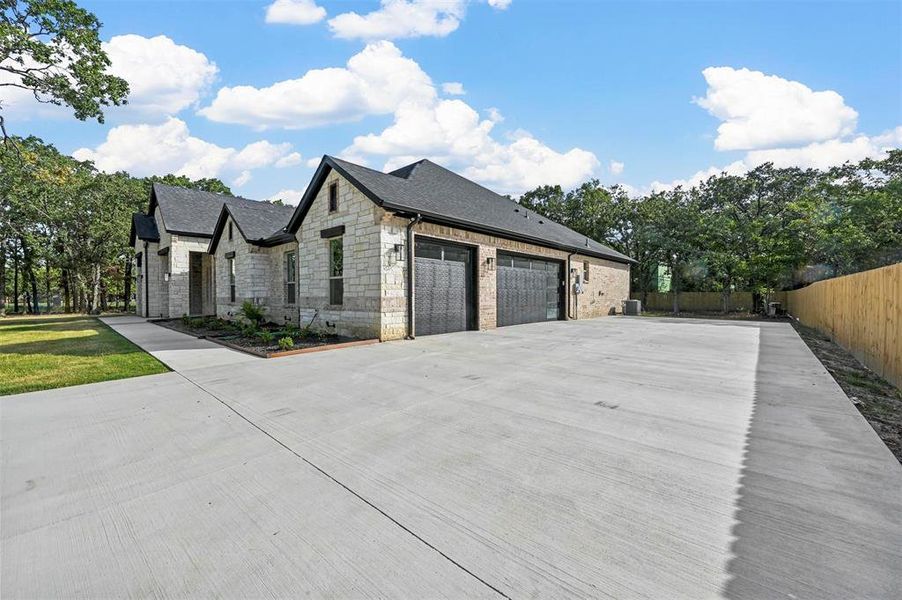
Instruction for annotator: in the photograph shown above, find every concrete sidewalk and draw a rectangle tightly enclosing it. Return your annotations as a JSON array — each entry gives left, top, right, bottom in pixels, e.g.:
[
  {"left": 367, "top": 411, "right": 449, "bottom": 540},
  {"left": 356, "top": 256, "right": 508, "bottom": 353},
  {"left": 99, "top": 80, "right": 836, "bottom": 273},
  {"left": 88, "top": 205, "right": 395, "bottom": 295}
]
[{"left": 101, "top": 315, "right": 257, "bottom": 372}]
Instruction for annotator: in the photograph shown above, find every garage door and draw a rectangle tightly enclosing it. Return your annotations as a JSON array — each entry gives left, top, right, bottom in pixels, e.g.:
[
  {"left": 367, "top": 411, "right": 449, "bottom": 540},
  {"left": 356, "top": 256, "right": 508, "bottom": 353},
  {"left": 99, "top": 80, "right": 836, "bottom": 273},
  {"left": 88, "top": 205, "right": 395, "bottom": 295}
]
[
  {"left": 415, "top": 238, "right": 475, "bottom": 336},
  {"left": 496, "top": 253, "right": 562, "bottom": 327}
]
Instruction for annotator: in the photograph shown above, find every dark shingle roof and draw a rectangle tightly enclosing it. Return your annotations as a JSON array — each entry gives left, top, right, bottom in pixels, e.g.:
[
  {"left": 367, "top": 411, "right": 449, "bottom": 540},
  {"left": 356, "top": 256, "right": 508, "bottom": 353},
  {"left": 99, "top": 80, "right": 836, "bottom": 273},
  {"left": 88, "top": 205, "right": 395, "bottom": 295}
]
[
  {"left": 290, "top": 156, "right": 634, "bottom": 264},
  {"left": 130, "top": 212, "right": 159, "bottom": 245},
  {"left": 150, "top": 183, "right": 270, "bottom": 237},
  {"left": 226, "top": 201, "right": 296, "bottom": 242}
]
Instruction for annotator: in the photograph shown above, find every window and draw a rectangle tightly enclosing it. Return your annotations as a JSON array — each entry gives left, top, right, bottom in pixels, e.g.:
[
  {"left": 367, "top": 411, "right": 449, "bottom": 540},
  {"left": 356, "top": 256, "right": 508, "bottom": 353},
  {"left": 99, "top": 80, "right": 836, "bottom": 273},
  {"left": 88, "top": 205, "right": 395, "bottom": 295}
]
[
  {"left": 228, "top": 222, "right": 233, "bottom": 240},
  {"left": 583, "top": 261, "right": 590, "bottom": 282},
  {"left": 329, "top": 237, "right": 343, "bottom": 305},
  {"left": 228, "top": 257, "right": 236, "bottom": 302},
  {"left": 284, "top": 251, "right": 297, "bottom": 305},
  {"left": 328, "top": 182, "right": 338, "bottom": 212}
]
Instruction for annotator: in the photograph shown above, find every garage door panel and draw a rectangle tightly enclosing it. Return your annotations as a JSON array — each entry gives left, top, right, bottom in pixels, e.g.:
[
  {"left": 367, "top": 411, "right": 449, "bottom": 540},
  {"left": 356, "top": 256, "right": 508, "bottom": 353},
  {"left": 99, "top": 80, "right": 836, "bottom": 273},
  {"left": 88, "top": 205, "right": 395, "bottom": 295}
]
[
  {"left": 497, "top": 253, "right": 562, "bottom": 327},
  {"left": 414, "top": 240, "right": 474, "bottom": 336}
]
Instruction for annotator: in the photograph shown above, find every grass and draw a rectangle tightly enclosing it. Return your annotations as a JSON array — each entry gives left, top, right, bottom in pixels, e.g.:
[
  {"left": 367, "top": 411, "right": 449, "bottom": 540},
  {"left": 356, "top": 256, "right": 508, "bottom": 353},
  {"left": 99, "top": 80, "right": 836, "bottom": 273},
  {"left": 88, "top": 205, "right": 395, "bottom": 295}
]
[{"left": 0, "top": 314, "right": 169, "bottom": 396}]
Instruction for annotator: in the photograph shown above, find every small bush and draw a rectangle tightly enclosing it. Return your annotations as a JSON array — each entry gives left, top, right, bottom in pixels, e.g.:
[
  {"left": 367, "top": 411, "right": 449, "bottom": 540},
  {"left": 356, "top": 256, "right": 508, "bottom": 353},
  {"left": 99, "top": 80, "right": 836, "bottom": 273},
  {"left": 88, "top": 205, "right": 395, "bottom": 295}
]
[
  {"left": 239, "top": 322, "right": 259, "bottom": 338},
  {"left": 278, "top": 336, "right": 294, "bottom": 351},
  {"left": 239, "top": 300, "right": 266, "bottom": 326},
  {"left": 258, "top": 330, "right": 274, "bottom": 344}
]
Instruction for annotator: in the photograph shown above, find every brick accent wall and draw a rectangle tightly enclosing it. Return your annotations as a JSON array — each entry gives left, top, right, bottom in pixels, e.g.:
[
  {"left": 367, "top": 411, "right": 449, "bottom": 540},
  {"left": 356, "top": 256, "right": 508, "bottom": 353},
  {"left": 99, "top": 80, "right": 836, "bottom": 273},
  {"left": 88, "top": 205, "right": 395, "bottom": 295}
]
[{"left": 379, "top": 216, "right": 631, "bottom": 339}]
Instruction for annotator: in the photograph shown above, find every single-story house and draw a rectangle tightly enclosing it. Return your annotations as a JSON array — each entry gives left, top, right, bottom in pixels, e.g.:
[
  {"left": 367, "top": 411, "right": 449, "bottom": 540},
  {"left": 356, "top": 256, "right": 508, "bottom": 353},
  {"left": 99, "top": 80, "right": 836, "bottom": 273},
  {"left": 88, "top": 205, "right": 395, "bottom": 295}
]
[
  {"left": 133, "top": 157, "right": 634, "bottom": 339},
  {"left": 129, "top": 183, "right": 291, "bottom": 319}
]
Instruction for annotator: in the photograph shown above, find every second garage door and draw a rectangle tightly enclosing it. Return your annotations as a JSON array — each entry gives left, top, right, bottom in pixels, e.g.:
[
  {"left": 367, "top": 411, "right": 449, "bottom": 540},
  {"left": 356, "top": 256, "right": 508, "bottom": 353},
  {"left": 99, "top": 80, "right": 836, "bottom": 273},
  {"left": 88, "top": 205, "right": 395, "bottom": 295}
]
[{"left": 496, "top": 253, "right": 563, "bottom": 327}]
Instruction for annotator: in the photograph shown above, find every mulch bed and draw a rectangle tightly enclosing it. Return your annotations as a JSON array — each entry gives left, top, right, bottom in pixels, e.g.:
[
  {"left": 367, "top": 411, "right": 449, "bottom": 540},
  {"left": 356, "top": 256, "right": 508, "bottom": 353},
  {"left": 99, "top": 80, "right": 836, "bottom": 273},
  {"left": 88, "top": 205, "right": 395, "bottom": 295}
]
[{"left": 155, "top": 318, "right": 374, "bottom": 358}]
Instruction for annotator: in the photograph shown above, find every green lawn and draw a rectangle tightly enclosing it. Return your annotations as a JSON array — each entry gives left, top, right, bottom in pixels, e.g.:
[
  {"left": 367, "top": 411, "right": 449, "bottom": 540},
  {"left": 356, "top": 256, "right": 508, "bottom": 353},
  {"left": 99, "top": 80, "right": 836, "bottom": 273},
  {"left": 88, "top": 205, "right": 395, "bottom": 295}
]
[{"left": 0, "top": 315, "right": 169, "bottom": 396}]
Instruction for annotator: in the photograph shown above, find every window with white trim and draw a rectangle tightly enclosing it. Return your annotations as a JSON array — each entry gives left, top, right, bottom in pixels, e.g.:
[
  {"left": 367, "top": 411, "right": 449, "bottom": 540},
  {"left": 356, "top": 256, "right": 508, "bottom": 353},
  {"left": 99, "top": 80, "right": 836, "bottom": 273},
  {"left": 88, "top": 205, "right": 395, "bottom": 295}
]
[{"left": 329, "top": 237, "right": 343, "bottom": 305}]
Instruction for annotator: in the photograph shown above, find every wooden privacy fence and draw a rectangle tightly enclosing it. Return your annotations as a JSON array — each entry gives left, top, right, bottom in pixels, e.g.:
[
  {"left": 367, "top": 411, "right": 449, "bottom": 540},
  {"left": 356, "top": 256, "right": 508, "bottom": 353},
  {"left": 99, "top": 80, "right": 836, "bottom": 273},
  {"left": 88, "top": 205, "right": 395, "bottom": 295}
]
[
  {"left": 784, "top": 263, "right": 901, "bottom": 389},
  {"left": 635, "top": 291, "right": 756, "bottom": 312}
]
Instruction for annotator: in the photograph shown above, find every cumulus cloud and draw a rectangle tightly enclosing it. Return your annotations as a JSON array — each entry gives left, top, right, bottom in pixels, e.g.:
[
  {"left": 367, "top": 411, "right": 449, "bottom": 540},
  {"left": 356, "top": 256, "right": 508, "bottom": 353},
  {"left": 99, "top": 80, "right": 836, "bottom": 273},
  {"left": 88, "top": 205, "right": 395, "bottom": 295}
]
[
  {"left": 609, "top": 160, "right": 624, "bottom": 175},
  {"left": 198, "top": 41, "right": 434, "bottom": 129},
  {"left": 265, "top": 0, "right": 326, "bottom": 25},
  {"left": 71, "top": 118, "right": 299, "bottom": 180},
  {"left": 233, "top": 170, "right": 253, "bottom": 188},
  {"left": 275, "top": 152, "right": 303, "bottom": 168},
  {"left": 268, "top": 188, "right": 306, "bottom": 205},
  {"left": 328, "top": 0, "right": 466, "bottom": 40},
  {"left": 104, "top": 34, "right": 218, "bottom": 115},
  {"left": 694, "top": 66, "right": 858, "bottom": 151},
  {"left": 488, "top": 0, "right": 512, "bottom": 8},
  {"left": 348, "top": 100, "right": 598, "bottom": 194},
  {"left": 1, "top": 34, "right": 217, "bottom": 119},
  {"left": 442, "top": 81, "right": 466, "bottom": 95}
]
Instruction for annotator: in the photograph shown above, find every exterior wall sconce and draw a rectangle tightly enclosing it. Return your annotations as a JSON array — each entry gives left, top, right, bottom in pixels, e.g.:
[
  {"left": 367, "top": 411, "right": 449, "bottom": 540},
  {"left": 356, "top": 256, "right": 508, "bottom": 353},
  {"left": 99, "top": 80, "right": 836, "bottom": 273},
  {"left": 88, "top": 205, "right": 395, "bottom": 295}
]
[
  {"left": 393, "top": 243, "right": 404, "bottom": 255},
  {"left": 486, "top": 256, "right": 495, "bottom": 269},
  {"left": 163, "top": 273, "right": 170, "bottom": 282}
]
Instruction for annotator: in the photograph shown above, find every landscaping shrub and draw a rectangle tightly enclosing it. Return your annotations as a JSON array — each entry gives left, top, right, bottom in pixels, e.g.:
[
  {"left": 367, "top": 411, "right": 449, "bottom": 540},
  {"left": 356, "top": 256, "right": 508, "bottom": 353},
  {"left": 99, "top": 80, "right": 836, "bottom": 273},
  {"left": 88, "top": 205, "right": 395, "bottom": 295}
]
[
  {"left": 278, "top": 336, "right": 294, "bottom": 351},
  {"left": 258, "top": 330, "right": 274, "bottom": 344},
  {"left": 239, "top": 300, "right": 266, "bottom": 326}
]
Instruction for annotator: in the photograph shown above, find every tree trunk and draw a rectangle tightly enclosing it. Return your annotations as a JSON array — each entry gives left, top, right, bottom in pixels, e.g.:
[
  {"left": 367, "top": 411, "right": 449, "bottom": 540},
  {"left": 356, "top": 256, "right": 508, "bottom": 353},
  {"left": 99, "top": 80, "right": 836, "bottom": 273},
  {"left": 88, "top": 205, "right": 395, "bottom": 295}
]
[
  {"left": 45, "top": 261, "right": 51, "bottom": 314},
  {"left": 0, "top": 240, "right": 6, "bottom": 317},
  {"left": 90, "top": 264, "right": 102, "bottom": 314},
  {"left": 13, "top": 243, "right": 19, "bottom": 313},
  {"left": 671, "top": 263, "right": 680, "bottom": 315},
  {"left": 62, "top": 269, "right": 71, "bottom": 313},
  {"left": 100, "top": 277, "right": 108, "bottom": 312},
  {"left": 20, "top": 238, "right": 40, "bottom": 314}
]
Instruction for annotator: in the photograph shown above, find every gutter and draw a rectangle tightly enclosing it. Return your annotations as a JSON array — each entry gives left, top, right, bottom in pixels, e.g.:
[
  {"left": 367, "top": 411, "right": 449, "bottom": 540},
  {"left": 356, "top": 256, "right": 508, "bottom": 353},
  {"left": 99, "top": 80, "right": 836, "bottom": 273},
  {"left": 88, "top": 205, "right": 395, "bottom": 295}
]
[{"left": 406, "top": 214, "right": 422, "bottom": 339}]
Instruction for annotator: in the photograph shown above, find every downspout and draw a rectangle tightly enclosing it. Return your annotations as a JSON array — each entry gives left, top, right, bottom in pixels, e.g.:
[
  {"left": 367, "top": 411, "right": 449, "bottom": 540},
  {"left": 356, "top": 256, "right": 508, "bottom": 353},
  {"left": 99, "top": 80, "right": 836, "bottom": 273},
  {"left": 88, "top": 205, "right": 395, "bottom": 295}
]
[
  {"left": 566, "top": 251, "right": 577, "bottom": 320},
  {"left": 143, "top": 241, "right": 150, "bottom": 318},
  {"left": 406, "top": 214, "right": 422, "bottom": 339}
]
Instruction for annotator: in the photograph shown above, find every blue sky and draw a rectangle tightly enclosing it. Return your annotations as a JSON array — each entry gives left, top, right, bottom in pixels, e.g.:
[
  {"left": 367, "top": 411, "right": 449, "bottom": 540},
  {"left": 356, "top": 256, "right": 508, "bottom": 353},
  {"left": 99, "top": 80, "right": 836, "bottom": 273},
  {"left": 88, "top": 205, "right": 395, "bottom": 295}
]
[{"left": 4, "top": 0, "right": 900, "bottom": 202}]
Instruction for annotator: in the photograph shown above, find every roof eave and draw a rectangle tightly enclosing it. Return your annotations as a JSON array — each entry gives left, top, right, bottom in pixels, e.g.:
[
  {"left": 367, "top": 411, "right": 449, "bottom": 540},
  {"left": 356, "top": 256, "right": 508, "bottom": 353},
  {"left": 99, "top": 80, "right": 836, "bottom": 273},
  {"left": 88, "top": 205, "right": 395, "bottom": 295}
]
[{"left": 385, "top": 203, "right": 635, "bottom": 265}]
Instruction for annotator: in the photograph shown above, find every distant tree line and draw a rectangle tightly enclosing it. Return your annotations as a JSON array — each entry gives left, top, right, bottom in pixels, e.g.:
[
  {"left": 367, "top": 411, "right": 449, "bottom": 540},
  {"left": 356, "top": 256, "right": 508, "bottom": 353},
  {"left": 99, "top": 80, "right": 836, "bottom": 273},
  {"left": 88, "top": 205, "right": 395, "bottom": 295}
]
[
  {"left": 519, "top": 151, "right": 902, "bottom": 313},
  {"left": 0, "top": 136, "right": 232, "bottom": 315}
]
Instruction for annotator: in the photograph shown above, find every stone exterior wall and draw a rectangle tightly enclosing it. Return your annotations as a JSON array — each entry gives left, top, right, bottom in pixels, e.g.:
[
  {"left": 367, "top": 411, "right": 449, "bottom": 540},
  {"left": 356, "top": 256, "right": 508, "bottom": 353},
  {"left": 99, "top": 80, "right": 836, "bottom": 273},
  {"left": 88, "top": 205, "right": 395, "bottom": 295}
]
[
  {"left": 166, "top": 234, "right": 213, "bottom": 317},
  {"left": 264, "top": 242, "right": 300, "bottom": 325},
  {"left": 295, "top": 170, "right": 384, "bottom": 339},
  {"left": 379, "top": 216, "right": 631, "bottom": 339},
  {"left": 213, "top": 214, "right": 271, "bottom": 319}
]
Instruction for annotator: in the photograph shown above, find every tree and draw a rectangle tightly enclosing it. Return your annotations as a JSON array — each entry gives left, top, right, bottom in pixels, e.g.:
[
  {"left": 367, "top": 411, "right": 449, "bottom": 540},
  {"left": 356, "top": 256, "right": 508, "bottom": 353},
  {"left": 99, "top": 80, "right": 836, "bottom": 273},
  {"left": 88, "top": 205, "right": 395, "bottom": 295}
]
[
  {"left": 0, "top": 0, "right": 129, "bottom": 137},
  {"left": 144, "top": 174, "right": 232, "bottom": 195}
]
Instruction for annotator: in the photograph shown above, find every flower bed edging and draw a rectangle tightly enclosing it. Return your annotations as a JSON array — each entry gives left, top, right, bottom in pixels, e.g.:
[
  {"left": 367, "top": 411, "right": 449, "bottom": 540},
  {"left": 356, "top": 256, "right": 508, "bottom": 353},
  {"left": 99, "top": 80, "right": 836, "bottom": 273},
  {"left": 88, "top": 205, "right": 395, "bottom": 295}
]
[{"left": 266, "top": 338, "right": 379, "bottom": 358}]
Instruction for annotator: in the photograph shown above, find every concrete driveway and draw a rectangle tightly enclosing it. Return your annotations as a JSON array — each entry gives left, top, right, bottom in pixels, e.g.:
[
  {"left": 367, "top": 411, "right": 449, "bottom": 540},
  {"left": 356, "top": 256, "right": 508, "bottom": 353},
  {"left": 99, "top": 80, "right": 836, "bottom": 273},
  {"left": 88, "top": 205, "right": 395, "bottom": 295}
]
[{"left": 2, "top": 317, "right": 901, "bottom": 598}]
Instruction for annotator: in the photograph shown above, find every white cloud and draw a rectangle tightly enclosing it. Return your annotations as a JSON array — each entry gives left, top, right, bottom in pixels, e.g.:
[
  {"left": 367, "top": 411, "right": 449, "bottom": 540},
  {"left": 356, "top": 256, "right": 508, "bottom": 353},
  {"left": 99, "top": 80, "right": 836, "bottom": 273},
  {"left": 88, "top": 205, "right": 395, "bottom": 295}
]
[
  {"left": 695, "top": 66, "right": 858, "bottom": 151},
  {"left": 609, "top": 160, "right": 624, "bottom": 175},
  {"left": 348, "top": 99, "right": 598, "bottom": 195},
  {"left": 233, "top": 170, "right": 252, "bottom": 188},
  {"left": 649, "top": 127, "right": 901, "bottom": 191},
  {"left": 71, "top": 117, "right": 298, "bottom": 180},
  {"left": 488, "top": 0, "right": 512, "bottom": 8},
  {"left": 442, "top": 81, "right": 466, "bottom": 95},
  {"left": 745, "top": 128, "right": 902, "bottom": 170},
  {"left": 275, "top": 152, "right": 303, "bottom": 168},
  {"left": 268, "top": 188, "right": 305, "bottom": 205},
  {"left": 104, "top": 34, "right": 218, "bottom": 115},
  {"left": 305, "top": 157, "right": 322, "bottom": 168},
  {"left": 328, "top": 0, "right": 466, "bottom": 40},
  {"left": 198, "top": 41, "right": 435, "bottom": 129},
  {"left": 1, "top": 34, "right": 217, "bottom": 119},
  {"left": 265, "top": 0, "right": 326, "bottom": 25}
]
